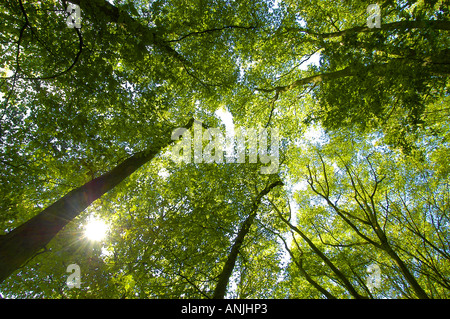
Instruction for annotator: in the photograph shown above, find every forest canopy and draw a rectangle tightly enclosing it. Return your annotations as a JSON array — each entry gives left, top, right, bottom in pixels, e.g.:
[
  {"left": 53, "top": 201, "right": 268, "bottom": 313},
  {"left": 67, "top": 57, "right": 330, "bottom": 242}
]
[{"left": 0, "top": 0, "right": 448, "bottom": 299}]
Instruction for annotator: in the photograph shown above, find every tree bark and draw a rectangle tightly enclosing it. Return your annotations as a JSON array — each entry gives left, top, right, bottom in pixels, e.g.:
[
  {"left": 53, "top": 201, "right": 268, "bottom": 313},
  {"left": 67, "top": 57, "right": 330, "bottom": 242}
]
[
  {"left": 381, "top": 243, "right": 430, "bottom": 299},
  {"left": 212, "top": 180, "right": 283, "bottom": 299},
  {"left": 0, "top": 119, "right": 195, "bottom": 283}
]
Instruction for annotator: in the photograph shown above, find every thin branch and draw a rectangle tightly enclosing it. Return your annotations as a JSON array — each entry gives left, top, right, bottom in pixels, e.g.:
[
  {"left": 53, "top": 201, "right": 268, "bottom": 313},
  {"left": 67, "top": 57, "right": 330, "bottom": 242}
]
[
  {"left": 17, "top": 246, "right": 51, "bottom": 270},
  {"left": 167, "top": 25, "right": 257, "bottom": 43},
  {"left": 269, "top": 199, "right": 368, "bottom": 299},
  {"left": 177, "top": 272, "right": 211, "bottom": 299},
  {"left": 21, "top": 27, "right": 83, "bottom": 80},
  {"left": 305, "top": 162, "right": 381, "bottom": 247},
  {"left": 255, "top": 66, "right": 354, "bottom": 95}
]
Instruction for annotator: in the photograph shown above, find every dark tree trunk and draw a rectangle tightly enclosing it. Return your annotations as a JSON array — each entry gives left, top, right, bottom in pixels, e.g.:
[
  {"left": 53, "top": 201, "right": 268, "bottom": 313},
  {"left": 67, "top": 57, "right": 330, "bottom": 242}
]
[{"left": 212, "top": 180, "right": 283, "bottom": 299}]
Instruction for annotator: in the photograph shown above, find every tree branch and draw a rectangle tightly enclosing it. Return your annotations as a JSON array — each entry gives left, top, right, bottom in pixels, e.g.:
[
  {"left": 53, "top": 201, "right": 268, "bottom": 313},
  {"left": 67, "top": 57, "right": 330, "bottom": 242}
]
[
  {"left": 167, "top": 25, "right": 257, "bottom": 43},
  {"left": 286, "top": 20, "right": 450, "bottom": 40},
  {"left": 269, "top": 200, "right": 368, "bottom": 299}
]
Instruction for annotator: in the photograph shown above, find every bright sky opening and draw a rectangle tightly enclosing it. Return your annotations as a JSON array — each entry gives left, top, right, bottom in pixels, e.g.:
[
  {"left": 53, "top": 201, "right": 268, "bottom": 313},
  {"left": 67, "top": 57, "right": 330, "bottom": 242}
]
[{"left": 84, "top": 216, "right": 108, "bottom": 242}]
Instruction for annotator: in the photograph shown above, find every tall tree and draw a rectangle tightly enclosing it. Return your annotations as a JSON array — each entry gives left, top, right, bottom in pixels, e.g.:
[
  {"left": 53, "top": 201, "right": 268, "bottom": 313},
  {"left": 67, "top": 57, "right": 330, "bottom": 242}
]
[
  {"left": 0, "top": 119, "right": 195, "bottom": 283},
  {"left": 213, "top": 178, "right": 283, "bottom": 299}
]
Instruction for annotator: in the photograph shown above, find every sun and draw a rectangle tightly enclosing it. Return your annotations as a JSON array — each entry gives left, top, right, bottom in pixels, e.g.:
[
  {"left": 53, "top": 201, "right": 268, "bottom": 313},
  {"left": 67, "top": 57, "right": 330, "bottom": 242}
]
[{"left": 84, "top": 216, "right": 108, "bottom": 241}]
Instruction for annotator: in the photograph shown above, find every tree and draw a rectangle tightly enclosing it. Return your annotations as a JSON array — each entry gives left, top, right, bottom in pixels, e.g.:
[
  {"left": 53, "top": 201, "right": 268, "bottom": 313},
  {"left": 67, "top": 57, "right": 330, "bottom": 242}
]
[
  {"left": 0, "top": 0, "right": 448, "bottom": 298},
  {"left": 0, "top": 118, "right": 195, "bottom": 283},
  {"left": 213, "top": 178, "right": 283, "bottom": 299},
  {"left": 275, "top": 128, "right": 449, "bottom": 298}
]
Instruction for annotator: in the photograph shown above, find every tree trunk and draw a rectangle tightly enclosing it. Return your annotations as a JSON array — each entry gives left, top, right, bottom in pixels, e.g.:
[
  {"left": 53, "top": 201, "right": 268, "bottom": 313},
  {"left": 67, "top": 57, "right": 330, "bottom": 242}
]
[
  {"left": 212, "top": 180, "right": 283, "bottom": 299},
  {"left": 0, "top": 119, "right": 195, "bottom": 283},
  {"left": 376, "top": 232, "right": 430, "bottom": 299}
]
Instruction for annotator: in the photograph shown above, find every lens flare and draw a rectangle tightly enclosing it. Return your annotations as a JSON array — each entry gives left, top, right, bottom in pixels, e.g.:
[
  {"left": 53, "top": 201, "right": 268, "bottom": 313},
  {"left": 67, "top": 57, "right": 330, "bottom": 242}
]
[{"left": 84, "top": 216, "right": 108, "bottom": 241}]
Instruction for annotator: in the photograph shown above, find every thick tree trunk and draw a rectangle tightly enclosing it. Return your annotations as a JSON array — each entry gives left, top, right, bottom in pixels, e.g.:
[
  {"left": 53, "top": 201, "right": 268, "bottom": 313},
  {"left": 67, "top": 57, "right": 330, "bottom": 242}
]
[
  {"left": 212, "top": 180, "right": 283, "bottom": 299},
  {"left": 0, "top": 119, "right": 195, "bottom": 283},
  {"left": 212, "top": 211, "right": 255, "bottom": 299}
]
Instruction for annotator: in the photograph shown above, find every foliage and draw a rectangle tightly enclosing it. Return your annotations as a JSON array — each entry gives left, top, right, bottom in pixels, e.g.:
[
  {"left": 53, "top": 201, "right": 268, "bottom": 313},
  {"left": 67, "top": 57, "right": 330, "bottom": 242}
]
[{"left": 0, "top": 0, "right": 448, "bottom": 298}]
